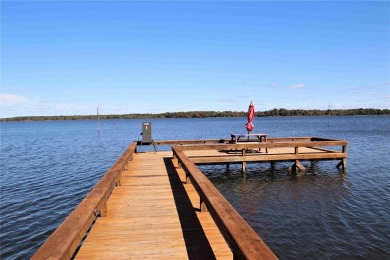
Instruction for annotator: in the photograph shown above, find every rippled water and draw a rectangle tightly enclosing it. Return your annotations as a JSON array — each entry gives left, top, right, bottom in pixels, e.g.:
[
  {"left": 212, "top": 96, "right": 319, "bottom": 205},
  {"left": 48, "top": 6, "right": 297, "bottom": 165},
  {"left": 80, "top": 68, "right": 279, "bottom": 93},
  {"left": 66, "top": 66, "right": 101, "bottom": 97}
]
[{"left": 1, "top": 116, "right": 389, "bottom": 259}]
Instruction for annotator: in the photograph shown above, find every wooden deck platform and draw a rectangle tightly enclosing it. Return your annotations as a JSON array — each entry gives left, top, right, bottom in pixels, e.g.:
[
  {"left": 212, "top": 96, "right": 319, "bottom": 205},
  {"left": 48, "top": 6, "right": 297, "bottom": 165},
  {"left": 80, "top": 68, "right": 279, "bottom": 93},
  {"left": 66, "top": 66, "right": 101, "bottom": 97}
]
[
  {"left": 168, "top": 136, "right": 348, "bottom": 175},
  {"left": 33, "top": 136, "right": 347, "bottom": 260},
  {"left": 75, "top": 151, "right": 233, "bottom": 259}
]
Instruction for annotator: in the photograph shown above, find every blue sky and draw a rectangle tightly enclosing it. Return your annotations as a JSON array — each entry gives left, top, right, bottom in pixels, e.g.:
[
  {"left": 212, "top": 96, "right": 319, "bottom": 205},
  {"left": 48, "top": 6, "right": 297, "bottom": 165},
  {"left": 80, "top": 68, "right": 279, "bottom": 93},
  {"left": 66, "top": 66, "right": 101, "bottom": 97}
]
[{"left": 1, "top": 1, "right": 389, "bottom": 118}]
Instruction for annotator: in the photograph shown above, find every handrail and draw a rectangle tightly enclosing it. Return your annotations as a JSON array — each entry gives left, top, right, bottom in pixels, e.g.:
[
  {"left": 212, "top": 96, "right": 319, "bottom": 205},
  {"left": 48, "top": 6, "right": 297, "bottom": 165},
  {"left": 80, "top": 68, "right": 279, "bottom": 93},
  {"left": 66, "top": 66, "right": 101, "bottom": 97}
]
[
  {"left": 154, "top": 139, "right": 229, "bottom": 145},
  {"left": 172, "top": 145, "right": 278, "bottom": 259},
  {"left": 176, "top": 139, "right": 348, "bottom": 151},
  {"left": 32, "top": 141, "right": 138, "bottom": 260}
]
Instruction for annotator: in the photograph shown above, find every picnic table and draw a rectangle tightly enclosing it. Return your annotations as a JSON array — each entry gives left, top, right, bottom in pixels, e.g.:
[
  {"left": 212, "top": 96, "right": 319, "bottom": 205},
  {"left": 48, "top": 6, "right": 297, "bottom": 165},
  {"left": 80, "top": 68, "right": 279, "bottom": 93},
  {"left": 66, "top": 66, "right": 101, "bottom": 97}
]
[
  {"left": 230, "top": 133, "right": 268, "bottom": 153},
  {"left": 231, "top": 133, "right": 268, "bottom": 143}
]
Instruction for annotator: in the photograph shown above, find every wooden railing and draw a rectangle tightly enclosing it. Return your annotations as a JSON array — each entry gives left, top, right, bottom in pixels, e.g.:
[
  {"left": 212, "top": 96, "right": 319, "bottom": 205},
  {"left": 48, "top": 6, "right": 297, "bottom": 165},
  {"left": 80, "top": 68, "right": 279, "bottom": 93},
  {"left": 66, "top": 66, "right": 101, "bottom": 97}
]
[
  {"left": 154, "top": 139, "right": 229, "bottom": 145},
  {"left": 173, "top": 137, "right": 347, "bottom": 151},
  {"left": 172, "top": 145, "right": 278, "bottom": 260},
  {"left": 174, "top": 137, "right": 348, "bottom": 173},
  {"left": 32, "top": 142, "right": 138, "bottom": 260}
]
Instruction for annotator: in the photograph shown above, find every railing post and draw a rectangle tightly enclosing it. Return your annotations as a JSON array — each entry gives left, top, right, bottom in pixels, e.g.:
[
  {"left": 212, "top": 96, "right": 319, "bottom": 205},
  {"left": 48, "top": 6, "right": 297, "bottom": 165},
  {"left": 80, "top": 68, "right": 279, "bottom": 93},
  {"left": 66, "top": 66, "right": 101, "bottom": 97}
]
[
  {"left": 100, "top": 199, "right": 107, "bottom": 217},
  {"left": 186, "top": 173, "right": 191, "bottom": 184},
  {"left": 336, "top": 144, "right": 347, "bottom": 173},
  {"left": 172, "top": 152, "right": 179, "bottom": 168},
  {"left": 200, "top": 197, "right": 208, "bottom": 212}
]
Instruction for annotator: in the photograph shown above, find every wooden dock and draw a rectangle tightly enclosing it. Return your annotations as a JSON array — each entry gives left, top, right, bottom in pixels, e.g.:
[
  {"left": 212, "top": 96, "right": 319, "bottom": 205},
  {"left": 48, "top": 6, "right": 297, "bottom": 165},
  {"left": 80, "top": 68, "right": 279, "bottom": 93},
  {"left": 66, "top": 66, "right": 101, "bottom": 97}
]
[
  {"left": 75, "top": 151, "right": 232, "bottom": 259},
  {"left": 32, "top": 136, "right": 347, "bottom": 260}
]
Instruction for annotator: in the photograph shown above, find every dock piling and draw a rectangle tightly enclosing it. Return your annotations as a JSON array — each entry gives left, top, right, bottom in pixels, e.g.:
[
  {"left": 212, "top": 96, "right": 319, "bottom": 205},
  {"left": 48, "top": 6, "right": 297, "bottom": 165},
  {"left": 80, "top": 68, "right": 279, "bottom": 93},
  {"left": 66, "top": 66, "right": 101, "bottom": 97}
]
[
  {"left": 336, "top": 158, "right": 347, "bottom": 173},
  {"left": 242, "top": 162, "right": 246, "bottom": 177},
  {"left": 289, "top": 160, "right": 306, "bottom": 174},
  {"left": 242, "top": 149, "right": 247, "bottom": 176}
]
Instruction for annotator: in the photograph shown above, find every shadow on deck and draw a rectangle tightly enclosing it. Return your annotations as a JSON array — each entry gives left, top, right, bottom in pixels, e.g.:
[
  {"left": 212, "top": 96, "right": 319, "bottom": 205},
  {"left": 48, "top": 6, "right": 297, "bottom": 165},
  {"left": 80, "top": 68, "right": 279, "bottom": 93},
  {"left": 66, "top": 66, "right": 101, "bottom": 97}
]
[{"left": 163, "top": 158, "right": 217, "bottom": 259}]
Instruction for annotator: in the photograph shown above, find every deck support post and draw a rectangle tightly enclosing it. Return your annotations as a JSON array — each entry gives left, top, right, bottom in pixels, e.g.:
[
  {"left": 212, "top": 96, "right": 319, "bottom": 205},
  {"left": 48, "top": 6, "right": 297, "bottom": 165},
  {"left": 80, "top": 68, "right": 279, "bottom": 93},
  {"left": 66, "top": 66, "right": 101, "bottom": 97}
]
[
  {"left": 241, "top": 149, "right": 246, "bottom": 177},
  {"left": 289, "top": 160, "right": 306, "bottom": 174},
  {"left": 226, "top": 163, "right": 230, "bottom": 171},
  {"left": 289, "top": 147, "right": 306, "bottom": 173},
  {"left": 241, "top": 162, "right": 246, "bottom": 177},
  {"left": 270, "top": 161, "right": 275, "bottom": 171},
  {"left": 336, "top": 145, "right": 347, "bottom": 173},
  {"left": 336, "top": 158, "right": 347, "bottom": 173},
  {"left": 310, "top": 160, "right": 317, "bottom": 168}
]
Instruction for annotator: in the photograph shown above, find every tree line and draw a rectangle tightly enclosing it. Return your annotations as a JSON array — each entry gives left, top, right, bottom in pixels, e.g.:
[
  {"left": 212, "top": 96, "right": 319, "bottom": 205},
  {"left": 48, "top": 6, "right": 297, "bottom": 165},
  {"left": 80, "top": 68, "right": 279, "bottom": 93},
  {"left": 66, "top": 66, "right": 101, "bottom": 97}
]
[{"left": 1, "top": 108, "right": 389, "bottom": 122}]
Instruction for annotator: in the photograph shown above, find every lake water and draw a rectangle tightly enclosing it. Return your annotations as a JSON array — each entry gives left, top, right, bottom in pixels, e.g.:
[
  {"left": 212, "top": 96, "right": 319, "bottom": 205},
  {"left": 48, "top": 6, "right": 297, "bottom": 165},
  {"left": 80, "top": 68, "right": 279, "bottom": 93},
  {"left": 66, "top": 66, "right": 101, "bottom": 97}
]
[{"left": 1, "top": 116, "right": 389, "bottom": 259}]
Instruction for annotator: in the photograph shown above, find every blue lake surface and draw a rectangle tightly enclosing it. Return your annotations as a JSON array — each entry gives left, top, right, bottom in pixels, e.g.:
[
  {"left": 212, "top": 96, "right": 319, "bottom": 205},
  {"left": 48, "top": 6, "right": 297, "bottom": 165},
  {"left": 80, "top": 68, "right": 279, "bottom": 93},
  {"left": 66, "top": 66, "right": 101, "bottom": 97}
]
[{"left": 1, "top": 116, "right": 389, "bottom": 259}]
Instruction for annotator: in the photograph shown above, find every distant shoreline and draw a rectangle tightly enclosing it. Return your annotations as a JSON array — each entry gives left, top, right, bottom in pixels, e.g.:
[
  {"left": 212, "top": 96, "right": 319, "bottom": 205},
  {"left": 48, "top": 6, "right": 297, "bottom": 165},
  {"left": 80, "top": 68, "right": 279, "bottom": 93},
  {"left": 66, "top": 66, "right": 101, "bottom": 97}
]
[{"left": 1, "top": 108, "right": 389, "bottom": 122}]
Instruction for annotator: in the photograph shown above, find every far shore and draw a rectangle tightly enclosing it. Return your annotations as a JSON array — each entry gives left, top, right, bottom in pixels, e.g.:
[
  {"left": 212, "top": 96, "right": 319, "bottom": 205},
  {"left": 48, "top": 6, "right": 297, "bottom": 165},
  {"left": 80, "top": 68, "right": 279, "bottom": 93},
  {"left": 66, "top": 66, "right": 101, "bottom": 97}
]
[{"left": 1, "top": 108, "right": 389, "bottom": 122}]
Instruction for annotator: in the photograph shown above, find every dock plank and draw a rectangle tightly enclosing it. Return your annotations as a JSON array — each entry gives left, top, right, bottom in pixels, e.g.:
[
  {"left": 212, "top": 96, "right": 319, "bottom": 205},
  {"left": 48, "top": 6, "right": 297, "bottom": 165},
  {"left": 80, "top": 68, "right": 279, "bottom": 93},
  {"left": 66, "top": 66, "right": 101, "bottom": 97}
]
[{"left": 75, "top": 151, "right": 233, "bottom": 260}]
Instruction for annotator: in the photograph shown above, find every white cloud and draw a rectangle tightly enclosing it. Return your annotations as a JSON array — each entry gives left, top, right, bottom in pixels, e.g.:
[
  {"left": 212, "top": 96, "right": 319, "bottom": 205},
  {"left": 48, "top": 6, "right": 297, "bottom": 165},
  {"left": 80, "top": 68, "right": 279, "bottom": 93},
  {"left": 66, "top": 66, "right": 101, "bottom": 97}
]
[
  {"left": 0, "top": 94, "right": 27, "bottom": 104},
  {"left": 288, "top": 83, "right": 305, "bottom": 89}
]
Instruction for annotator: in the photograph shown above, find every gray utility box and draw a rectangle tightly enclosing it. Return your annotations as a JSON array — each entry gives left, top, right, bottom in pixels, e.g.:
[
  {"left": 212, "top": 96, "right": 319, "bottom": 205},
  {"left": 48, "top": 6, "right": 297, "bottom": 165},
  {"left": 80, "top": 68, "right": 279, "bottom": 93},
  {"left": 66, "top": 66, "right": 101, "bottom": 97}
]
[{"left": 142, "top": 122, "right": 152, "bottom": 144}]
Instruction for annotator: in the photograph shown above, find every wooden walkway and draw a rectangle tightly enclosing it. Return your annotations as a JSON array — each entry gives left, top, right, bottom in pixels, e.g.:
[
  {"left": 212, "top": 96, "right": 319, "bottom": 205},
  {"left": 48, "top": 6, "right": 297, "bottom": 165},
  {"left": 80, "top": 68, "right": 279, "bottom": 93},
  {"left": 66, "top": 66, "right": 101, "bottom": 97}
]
[
  {"left": 75, "top": 151, "right": 233, "bottom": 259},
  {"left": 33, "top": 137, "right": 346, "bottom": 259}
]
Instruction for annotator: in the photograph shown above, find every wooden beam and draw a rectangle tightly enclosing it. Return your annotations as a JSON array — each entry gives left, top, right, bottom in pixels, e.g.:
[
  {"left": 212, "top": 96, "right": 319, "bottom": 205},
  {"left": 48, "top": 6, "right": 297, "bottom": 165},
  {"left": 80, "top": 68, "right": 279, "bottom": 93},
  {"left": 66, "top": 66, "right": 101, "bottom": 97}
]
[
  {"left": 173, "top": 146, "right": 277, "bottom": 259},
  {"left": 32, "top": 142, "right": 138, "bottom": 260},
  {"left": 177, "top": 140, "right": 348, "bottom": 151},
  {"left": 154, "top": 139, "right": 229, "bottom": 146},
  {"left": 155, "top": 137, "right": 348, "bottom": 151},
  {"left": 190, "top": 152, "right": 347, "bottom": 164}
]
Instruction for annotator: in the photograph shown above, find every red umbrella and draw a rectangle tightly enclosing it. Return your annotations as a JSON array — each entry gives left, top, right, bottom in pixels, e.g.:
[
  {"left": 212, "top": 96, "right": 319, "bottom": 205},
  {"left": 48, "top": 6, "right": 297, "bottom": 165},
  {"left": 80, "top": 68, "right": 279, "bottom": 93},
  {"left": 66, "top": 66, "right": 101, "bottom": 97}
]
[{"left": 245, "top": 101, "right": 255, "bottom": 133}]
